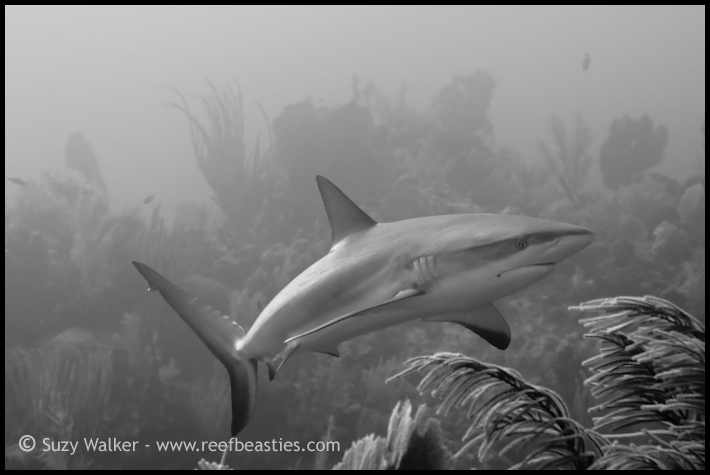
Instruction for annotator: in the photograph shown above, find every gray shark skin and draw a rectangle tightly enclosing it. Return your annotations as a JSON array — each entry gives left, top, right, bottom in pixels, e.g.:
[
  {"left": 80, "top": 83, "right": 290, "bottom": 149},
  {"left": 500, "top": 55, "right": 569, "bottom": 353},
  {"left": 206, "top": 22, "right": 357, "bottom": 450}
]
[{"left": 133, "top": 175, "right": 594, "bottom": 436}]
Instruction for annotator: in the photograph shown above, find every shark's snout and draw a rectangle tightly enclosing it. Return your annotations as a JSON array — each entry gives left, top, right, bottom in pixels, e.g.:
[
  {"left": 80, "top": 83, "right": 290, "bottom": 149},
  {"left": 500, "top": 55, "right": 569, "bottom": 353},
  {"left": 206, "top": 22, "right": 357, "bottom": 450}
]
[
  {"left": 567, "top": 227, "right": 595, "bottom": 252},
  {"left": 552, "top": 226, "right": 595, "bottom": 262},
  {"left": 495, "top": 225, "right": 593, "bottom": 285}
]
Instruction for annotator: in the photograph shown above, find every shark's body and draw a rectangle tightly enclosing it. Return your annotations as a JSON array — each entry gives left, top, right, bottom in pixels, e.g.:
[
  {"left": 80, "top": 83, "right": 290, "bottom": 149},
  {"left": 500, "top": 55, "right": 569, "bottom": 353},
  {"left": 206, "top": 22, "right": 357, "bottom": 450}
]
[{"left": 133, "top": 176, "right": 594, "bottom": 436}]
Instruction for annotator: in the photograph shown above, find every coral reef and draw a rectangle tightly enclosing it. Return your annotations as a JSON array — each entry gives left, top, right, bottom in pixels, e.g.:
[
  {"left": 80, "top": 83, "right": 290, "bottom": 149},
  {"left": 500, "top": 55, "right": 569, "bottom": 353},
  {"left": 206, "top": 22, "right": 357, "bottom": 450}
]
[
  {"left": 599, "top": 114, "right": 669, "bottom": 190},
  {"left": 65, "top": 133, "right": 107, "bottom": 191},
  {"left": 538, "top": 112, "right": 593, "bottom": 205},
  {"left": 4, "top": 76, "right": 705, "bottom": 470}
]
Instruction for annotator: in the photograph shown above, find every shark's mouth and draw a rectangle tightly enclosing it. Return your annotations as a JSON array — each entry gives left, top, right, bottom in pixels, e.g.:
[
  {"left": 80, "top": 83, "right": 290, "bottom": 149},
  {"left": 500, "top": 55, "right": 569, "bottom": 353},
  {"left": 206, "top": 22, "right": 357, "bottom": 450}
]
[{"left": 497, "top": 263, "right": 554, "bottom": 278}]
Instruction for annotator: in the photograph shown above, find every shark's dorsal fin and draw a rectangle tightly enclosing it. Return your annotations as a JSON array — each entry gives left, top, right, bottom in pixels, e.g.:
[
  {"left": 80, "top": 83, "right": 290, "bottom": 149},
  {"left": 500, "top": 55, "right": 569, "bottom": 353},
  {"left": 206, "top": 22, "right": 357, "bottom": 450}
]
[
  {"left": 423, "top": 302, "right": 511, "bottom": 350},
  {"left": 316, "top": 175, "right": 377, "bottom": 250}
]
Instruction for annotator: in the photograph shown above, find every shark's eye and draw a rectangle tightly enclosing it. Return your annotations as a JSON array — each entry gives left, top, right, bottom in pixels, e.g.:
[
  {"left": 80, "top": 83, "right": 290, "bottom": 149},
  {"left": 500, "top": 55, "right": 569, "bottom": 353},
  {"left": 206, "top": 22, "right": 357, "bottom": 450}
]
[{"left": 516, "top": 239, "right": 528, "bottom": 250}]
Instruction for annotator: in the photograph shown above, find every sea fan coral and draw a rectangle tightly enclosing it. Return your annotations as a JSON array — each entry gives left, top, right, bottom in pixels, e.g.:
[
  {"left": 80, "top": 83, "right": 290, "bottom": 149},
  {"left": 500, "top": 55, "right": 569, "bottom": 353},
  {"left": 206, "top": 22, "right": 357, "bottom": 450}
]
[
  {"left": 164, "top": 80, "right": 273, "bottom": 227},
  {"left": 332, "top": 400, "right": 450, "bottom": 470},
  {"left": 5, "top": 329, "right": 112, "bottom": 457},
  {"left": 385, "top": 295, "right": 704, "bottom": 470}
]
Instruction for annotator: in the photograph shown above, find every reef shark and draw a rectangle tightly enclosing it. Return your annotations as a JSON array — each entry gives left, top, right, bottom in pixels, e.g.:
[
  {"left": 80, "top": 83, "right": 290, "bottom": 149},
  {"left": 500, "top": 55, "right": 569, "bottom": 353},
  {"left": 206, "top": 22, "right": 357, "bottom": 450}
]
[{"left": 133, "top": 175, "right": 594, "bottom": 436}]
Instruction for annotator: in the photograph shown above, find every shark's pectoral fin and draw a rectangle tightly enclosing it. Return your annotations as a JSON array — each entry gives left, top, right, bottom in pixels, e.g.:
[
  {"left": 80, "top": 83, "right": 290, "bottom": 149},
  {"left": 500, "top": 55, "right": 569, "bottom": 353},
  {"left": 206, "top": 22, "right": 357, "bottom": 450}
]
[
  {"left": 267, "top": 340, "right": 299, "bottom": 381},
  {"left": 423, "top": 302, "right": 511, "bottom": 350},
  {"left": 284, "top": 287, "right": 424, "bottom": 345}
]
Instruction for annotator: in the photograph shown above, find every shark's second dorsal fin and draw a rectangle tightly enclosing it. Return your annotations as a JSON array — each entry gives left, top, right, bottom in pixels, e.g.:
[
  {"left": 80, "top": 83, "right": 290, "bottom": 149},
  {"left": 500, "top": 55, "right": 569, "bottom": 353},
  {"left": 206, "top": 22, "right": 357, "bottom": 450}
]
[{"left": 316, "top": 175, "right": 377, "bottom": 250}]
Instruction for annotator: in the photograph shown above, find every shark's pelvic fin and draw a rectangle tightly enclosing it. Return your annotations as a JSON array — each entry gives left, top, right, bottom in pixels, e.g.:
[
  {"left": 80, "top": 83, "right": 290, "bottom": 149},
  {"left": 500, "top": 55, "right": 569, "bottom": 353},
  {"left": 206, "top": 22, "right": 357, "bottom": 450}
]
[
  {"left": 270, "top": 340, "right": 299, "bottom": 380},
  {"left": 266, "top": 339, "right": 341, "bottom": 381},
  {"left": 265, "top": 359, "right": 276, "bottom": 381},
  {"left": 263, "top": 339, "right": 338, "bottom": 382},
  {"left": 132, "top": 261, "right": 257, "bottom": 436},
  {"left": 423, "top": 302, "right": 511, "bottom": 350},
  {"left": 285, "top": 287, "right": 424, "bottom": 345},
  {"left": 312, "top": 345, "right": 341, "bottom": 358},
  {"left": 316, "top": 175, "right": 377, "bottom": 250}
]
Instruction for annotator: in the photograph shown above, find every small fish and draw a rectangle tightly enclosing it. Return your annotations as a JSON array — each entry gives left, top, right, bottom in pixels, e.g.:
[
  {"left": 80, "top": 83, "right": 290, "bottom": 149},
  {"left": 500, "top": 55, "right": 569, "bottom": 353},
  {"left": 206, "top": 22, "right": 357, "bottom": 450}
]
[
  {"left": 582, "top": 53, "right": 591, "bottom": 72},
  {"left": 7, "top": 177, "right": 26, "bottom": 186},
  {"left": 133, "top": 175, "right": 595, "bottom": 437},
  {"left": 143, "top": 195, "right": 155, "bottom": 205}
]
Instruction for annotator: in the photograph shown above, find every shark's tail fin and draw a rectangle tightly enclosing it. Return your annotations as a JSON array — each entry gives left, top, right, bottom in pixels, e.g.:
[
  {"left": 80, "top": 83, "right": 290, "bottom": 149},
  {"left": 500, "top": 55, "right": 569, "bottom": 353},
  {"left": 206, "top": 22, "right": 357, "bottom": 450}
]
[{"left": 132, "top": 261, "right": 257, "bottom": 436}]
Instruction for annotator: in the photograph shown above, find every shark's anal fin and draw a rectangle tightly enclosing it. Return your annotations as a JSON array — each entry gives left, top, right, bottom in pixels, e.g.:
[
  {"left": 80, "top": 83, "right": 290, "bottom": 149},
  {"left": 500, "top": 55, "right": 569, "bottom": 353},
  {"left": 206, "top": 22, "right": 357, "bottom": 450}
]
[
  {"left": 284, "top": 287, "right": 424, "bottom": 345},
  {"left": 423, "top": 302, "right": 511, "bottom": 350}
]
